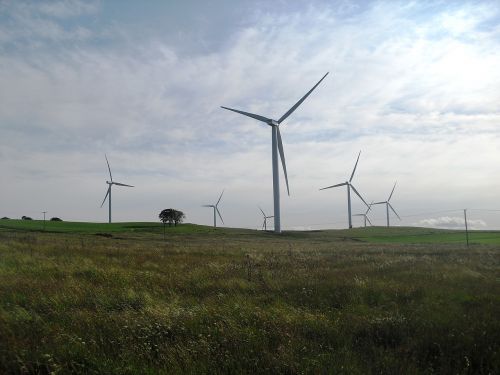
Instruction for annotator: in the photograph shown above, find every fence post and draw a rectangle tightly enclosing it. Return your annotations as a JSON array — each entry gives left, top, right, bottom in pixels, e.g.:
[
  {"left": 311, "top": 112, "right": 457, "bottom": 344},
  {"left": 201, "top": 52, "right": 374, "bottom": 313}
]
[{"left": 464, "top": 209, "right": 469, "bottom": 248}]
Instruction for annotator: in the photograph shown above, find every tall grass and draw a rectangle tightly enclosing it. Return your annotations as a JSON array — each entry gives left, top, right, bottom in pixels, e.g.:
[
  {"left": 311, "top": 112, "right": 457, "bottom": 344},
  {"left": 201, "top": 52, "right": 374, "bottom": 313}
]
[{"left": 0, "top": 229, "right": 499, "bottom": 374}]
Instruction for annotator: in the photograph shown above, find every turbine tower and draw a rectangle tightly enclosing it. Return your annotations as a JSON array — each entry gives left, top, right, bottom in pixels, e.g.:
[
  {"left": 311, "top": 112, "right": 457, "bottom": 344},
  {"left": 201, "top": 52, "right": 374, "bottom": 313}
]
[
  {"left": 259, "top": 206, "right": 274, "bottom": 231},
  {"left": 100, "top": 155, "right": 134, "bottom": 223},
  {"left": 372, "top": 182, "right": 400, "bottom": 227},
  {"left": 353, "top": 202, "right": 373, "bottom": 227},
  {"left": 221, "top": 72, "right": 329, "bottom": 233},
  {"left": 320, "top": 151, "right": 370, "bottom": 229},
  {"left": 202, "top": 190, "right": 224, "bottom": 228}
]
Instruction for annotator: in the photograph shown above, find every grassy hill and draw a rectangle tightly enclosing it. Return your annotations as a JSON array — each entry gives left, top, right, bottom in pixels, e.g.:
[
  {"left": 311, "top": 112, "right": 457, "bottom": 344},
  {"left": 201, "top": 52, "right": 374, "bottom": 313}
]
[{"left": 1, "top": 218, "right": 499, "bottom": 245}]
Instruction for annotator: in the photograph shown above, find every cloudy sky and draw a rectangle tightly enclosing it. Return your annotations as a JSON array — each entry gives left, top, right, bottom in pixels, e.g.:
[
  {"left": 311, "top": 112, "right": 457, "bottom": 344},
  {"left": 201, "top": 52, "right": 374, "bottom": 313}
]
[{"left": 1, "top": 0, "right": 499, "bottom": 230}]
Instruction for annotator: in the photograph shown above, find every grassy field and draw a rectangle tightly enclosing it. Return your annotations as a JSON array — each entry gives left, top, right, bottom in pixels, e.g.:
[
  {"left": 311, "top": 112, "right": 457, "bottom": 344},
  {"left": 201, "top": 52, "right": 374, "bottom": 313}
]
[
  {"left": 0, "top": 221, "right": 499, "bottom": 373},
  {"left": 2, "top": 218, "right": 500, "bottom": 245}
]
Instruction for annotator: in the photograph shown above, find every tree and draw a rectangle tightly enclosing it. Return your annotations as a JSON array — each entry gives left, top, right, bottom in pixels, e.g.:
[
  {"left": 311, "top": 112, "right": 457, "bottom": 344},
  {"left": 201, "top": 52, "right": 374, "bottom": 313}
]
[
  {"left": 159, "top": 209, "right": 186, "bottom": 227},
  {"left": 159, "top": 209, "right": 175, "bottom": 227},
  {"left": 21, "top": 216, "right": 32, "bottom": 220},
  {"left": 50, "top": 217, "right": 63, "bottom": 221}
]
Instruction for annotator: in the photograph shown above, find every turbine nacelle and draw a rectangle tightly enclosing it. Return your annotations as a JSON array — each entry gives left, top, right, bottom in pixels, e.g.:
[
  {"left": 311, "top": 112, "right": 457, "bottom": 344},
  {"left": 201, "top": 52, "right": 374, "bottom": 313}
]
[{"left": 267, "top": 119, "right": 279, "bottom": 126}]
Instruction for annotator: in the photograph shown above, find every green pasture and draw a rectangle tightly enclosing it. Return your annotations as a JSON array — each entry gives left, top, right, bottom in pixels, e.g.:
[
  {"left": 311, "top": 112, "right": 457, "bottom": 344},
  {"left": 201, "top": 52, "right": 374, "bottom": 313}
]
[
  {"left": 0, "top": 220, "right": 499, "bottom": 373},
  {"left": 1, "top": 218, "right": 499, "bottom": 245},
  {"left": 0, "top": 225, "right": 498, "bottom": 374}
]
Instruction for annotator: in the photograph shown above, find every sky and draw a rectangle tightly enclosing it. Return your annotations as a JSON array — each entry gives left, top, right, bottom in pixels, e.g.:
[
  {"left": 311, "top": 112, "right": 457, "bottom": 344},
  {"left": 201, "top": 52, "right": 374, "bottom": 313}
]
[{"left": 1, "top": 0, "right": 500, "bottom": 230}]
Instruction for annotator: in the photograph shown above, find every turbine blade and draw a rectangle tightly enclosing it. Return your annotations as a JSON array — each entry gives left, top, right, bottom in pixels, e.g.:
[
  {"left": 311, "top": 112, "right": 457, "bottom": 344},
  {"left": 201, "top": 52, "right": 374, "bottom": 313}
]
[
  {"left": 202, "top": 205, "right": 213, "bottom": 207},
  {"left": 267, "top": 215, "right": 274, "bottom": 219},
  {"left": 220, "top": 106, "right": 271, "bottom": 123},
  {"left": 349, "top": 150, "right": 361, "bottom": 182},
  {"left": 319, "top": 182, "right": 347, "bottom": 190},
  {"left": 216, "top": 207, "right": 224, "bottom": 224},
  {"left": 350, "top": 184, "right": 370, "bottom": 208},
  {"left": 277, "top": 72, "right": 329, "bottom": 124},
  {"left": 113, "top": 182, "right": 134, "bottom": 187},
  {"left": 258, "top": 206, "right": 266, "bottom": 217},
  {"left": 388, "top": 181, "right": 397, "bottom": 201},
  {"left": 100, "top": 186, "right": 110, "bottom": 207},
  {"left": 372, "top": 201, "right": 386, "bottom": 205},
  {"left": 216, "top": 189, "right": 224, "bottom": 206},
  {"left": 365, "top": 201, "right": 374, "bottom": 214},
  {"left": 105, "top": 154, "right": 113, "bottom": 181},
  {"left": 366, "top": 216, "right": 373, "bottom": 226},
  {"left": 277, "top": 127, "right": 290, "bottom": 196},
  {"left": 388, "top": 202, "right": 401, "bottom": 220}
]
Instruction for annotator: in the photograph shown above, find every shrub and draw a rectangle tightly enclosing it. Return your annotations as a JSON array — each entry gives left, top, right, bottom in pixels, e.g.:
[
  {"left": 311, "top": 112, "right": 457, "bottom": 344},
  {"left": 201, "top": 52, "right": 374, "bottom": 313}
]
[
  {"left": 21, "top": 216, "right": 32, "bottom": 220},
  {"left": 50, "top": 217, "right": 63, "bottom": 221}
]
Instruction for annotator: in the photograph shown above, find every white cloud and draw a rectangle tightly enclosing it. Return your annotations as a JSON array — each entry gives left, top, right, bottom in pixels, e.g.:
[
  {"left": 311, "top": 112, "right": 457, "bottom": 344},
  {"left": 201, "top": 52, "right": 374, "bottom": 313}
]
[{"left": 415, "top": 216, "right": 487, "bottom": 230}]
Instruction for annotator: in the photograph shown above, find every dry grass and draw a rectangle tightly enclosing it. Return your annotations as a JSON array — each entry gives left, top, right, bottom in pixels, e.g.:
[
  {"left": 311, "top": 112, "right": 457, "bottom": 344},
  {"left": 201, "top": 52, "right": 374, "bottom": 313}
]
[{"left": 0, "top": 228, "right": 499, "bottom": 374}]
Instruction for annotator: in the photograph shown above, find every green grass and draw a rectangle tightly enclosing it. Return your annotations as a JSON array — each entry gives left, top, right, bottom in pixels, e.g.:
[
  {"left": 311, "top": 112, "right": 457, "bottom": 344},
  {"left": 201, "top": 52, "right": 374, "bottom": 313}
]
[
  {"left": 0, "top": 223, "right": 499, "bottom": 373},
  {"left": 2, "top": 219, "right": 499, "bottom": 245}
]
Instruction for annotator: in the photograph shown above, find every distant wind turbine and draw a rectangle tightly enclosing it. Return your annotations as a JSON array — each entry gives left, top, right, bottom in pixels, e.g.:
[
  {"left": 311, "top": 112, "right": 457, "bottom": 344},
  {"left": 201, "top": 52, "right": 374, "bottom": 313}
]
[
  {"left": 372, "top": 182, "right": 401, "bottom": 227},
  {"left": 353, "top": 202, "right": 373, "bottom": 227},
  {"left": 258, "top": 206, "right": 274, "bottom": 231},
  {"left": 202, "top": 190, "right": 224, "bottom": 228},
  {"left": 320, "top": 151, "right": 370, "bottom": 229},
  {"left": 221, "top": 72, "right": 329, "bottom": 234},
  {"left": 100, "top": 155, "right": 134, "bottom": 223}
]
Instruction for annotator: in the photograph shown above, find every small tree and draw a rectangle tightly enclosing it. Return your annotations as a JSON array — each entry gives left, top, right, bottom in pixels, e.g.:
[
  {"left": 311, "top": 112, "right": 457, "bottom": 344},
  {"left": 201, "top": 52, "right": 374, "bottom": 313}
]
[
  {"left": 50, "top": 217, "right": 63, "bottom": 221},
  {"left": 22, "top": 216, "right": 32, "bottom": 220}
]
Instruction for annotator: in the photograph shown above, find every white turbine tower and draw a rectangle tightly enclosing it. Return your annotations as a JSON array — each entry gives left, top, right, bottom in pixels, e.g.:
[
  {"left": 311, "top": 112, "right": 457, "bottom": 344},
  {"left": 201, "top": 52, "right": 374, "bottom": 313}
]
[
  {"left": 202, "top": 190, "right": 224, "bottom": 228},
  {"left": 258, "top": 206, "right": 274, "bottom": 231},
  {"left": 221, "top": 72, "right": 329, "bottom": 234},
  {"left": 320, "top": 151, "right": 370, "bottom": 229},
  {"left": 100, "top": 155, "right": 134, "bottom": 223},
  {"left": 353, "top": 202, "right": 373, "bottom": 228},
  {"left": 372, "top": 182, "right": 401, "bottom": 227}
]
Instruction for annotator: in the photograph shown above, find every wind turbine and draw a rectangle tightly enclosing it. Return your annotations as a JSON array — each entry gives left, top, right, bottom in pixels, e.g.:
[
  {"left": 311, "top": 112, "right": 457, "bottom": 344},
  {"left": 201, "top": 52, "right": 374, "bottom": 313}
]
[
  {"left": 258, "top": 206, "right": 274, "bottom": 231},
  {"left": 320, "top": 151, "right": 370, "bottom": 229},
  {"left": 202, "top": 190, "right": 224, "bottom": 228},
  {"left": 372, "top": 182, "right": 400, "bottom": 227},
  {"left": 221, "top": 72, "right": 329, "bottom": 234},
  {"left": 353, "top": 202, "right": 373, "bottom": 227},
  {"left": 100, "top": 155, "right": 134, "bottom": 223}
]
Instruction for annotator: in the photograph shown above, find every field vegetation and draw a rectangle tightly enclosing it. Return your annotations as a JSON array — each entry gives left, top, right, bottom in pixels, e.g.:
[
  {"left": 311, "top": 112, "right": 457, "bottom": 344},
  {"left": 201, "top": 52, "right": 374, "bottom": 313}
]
[{"left": 0, "top": 221, "right": 499, "bottom": 374}]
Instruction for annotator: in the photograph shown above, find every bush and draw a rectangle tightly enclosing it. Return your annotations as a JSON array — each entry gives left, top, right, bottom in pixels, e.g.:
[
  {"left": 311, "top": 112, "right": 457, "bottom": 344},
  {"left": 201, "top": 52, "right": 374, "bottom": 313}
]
[
  {"left": 1, "top": 217, "right": 9, "bottom": 220},
  {"left": 50, "top": 217, "right": 63, "bottom": 222},
  {"left": 21, "top": 216, "right": 32, "bottom": 220}
]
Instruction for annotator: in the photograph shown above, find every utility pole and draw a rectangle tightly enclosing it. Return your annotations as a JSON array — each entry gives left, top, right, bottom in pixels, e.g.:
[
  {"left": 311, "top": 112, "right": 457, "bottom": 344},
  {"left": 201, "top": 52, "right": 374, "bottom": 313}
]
[
  {"left": 42, "top": 211, "right": 47, "bottom": 231},
  {"left": 464, "top": 209, "right": 469, "bottom": 248}
]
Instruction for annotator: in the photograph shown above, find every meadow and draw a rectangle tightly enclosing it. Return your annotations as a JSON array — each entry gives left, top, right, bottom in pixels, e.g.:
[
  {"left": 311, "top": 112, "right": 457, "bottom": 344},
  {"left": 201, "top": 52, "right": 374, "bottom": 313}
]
[{"left": 0, "top": 220, "right": 499, "bottom": 374}]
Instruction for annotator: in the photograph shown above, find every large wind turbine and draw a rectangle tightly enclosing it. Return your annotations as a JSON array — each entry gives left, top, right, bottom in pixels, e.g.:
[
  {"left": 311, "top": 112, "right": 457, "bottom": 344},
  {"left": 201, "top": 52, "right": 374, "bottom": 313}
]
[
  {"left": 258, "top": 206, "right": 274, "bottom": 231},
  {"left": 221, "top": 72, "right": 329, "bottom": 233},
  {"left": 100, "top": 155, "right": 134, "bottom": 223},
  {"left": 320, "top": 151, "right": 370, "bottom": 229},
  {"left": 353, "top": 202, "right": 373, "bottom": 228},
  {"left": 202, "top": 190, "right": 224, "bottom": 228},
  {"left": 372, "top": 182, "right": 400, "bottom": 227}
]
